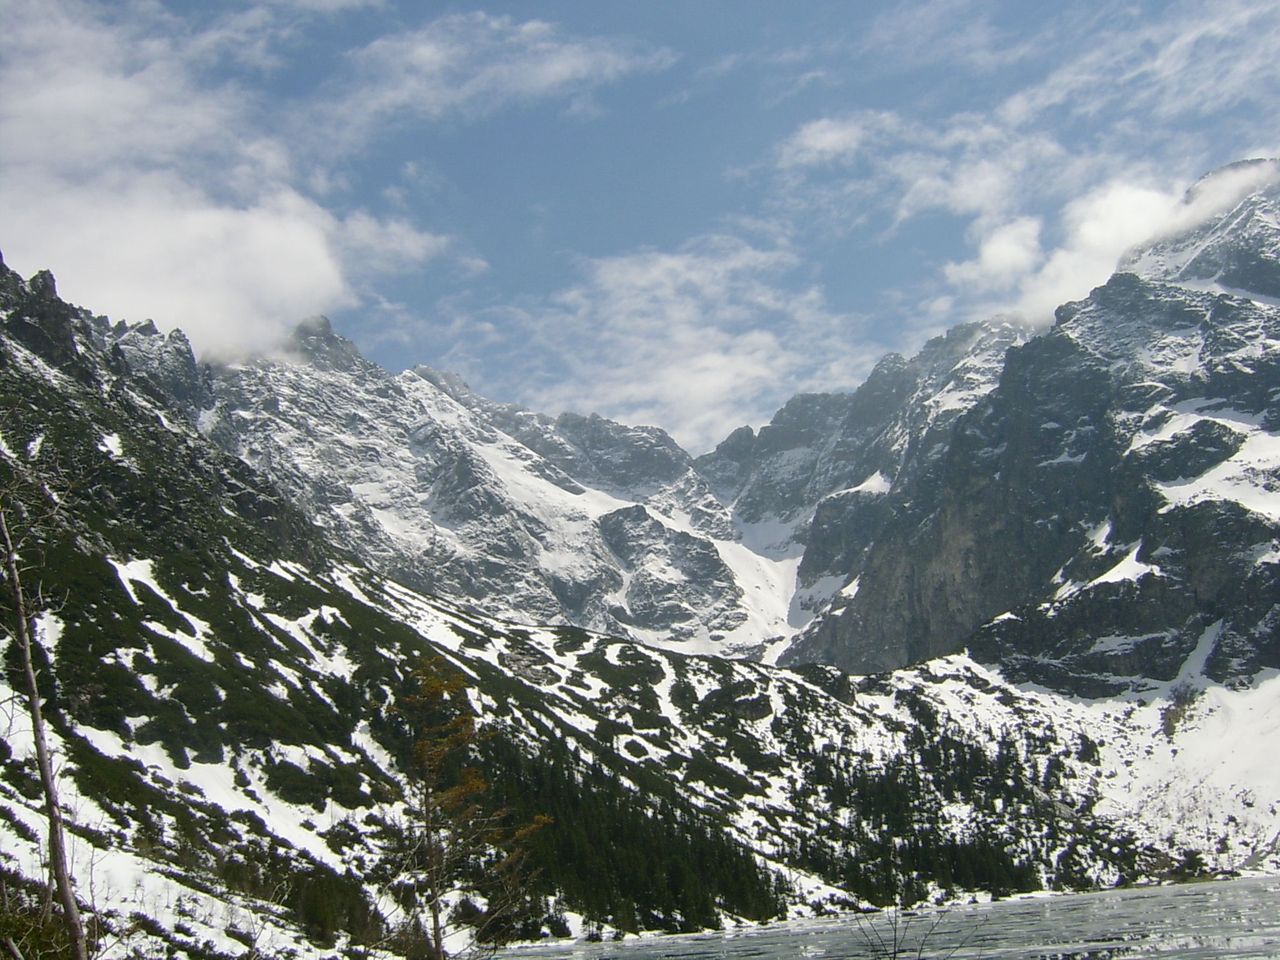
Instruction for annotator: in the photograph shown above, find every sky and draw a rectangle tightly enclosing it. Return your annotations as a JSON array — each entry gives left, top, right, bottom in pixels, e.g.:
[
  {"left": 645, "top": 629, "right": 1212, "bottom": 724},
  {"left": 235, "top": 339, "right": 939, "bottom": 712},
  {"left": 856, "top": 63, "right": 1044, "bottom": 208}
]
[{"left": 2, "top": 1, "right": 1279, "bottom": 453}]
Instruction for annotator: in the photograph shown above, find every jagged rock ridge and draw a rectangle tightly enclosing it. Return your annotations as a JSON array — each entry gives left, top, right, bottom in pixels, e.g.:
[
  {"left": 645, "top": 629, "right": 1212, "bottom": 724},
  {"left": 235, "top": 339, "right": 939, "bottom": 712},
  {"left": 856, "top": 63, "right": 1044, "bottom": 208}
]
[{"left": 114, "top": 294, "right": 1023, "bottom": 662}]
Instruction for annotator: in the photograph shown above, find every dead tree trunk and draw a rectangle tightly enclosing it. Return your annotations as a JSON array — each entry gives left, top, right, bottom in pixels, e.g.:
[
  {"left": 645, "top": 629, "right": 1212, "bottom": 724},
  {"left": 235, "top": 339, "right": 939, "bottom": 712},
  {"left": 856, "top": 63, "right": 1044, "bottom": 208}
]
[{"left": 0, "top": 508, "right": 88, "bottom": 960}]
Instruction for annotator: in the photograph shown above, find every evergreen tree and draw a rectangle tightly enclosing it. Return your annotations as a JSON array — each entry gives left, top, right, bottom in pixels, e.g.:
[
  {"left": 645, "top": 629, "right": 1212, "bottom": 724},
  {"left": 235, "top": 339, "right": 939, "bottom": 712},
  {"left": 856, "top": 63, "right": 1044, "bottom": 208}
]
[{"left": 376, "top": 659, "right": 547, "bottom": 960}]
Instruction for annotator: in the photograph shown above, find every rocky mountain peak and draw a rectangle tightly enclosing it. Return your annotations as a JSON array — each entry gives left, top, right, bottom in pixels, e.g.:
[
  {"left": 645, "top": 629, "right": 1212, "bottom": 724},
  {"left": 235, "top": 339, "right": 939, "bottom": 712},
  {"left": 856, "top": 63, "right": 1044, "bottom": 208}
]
[
  {"left": 0, "top": 259, "right": 93, "bottom": 374},
  {"left": 408, "top": 363, "right": 475, "bottom": 403},
  {"left": 28, "top": 268, "right": 59, "bottom": 300},
  {"left": 1120, "top": 158, "right": 1280, "bottom": 297},
  {"left": 552, "top": 411, "right": 693, "bottom": 492},
  {"left": 1185, "top": 157, "right": 1280, "bottom": 205},
  {"left": 288, "top": 314, "right": 367, "bottom": 371},
  {"left": 110, "top": 319, "right": 208, "bottom": 410},
  {"left": 694, "top": 424, "right": 757, "bottom": 497}
]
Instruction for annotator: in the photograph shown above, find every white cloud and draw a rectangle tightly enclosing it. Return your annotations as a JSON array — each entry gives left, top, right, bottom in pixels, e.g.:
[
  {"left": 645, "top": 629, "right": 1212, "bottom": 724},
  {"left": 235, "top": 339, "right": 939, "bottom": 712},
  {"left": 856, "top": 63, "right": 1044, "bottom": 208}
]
[
  {"left": 943, "top": 217, "right": 1043, "bottom": 293},
  {"left": 862, "top": 0, "right": 1042, "bottom": 73},
  {"left": 0, "top": 2, "right": 243, "bottom": 179},
  {"left": 778, "top": 118, "right": 865, "bottom": 168},
  {"left": 1003, "top": 161, "right": 1280, "bottom": 324},
  {"left": 998, "top": 0, "right": 1280, "bottom": 129},
  {"left": 337, "top": 212, "right": 451, "bottom": 274},
  {"left": 882, "top": 128, "right": 1071, "bottom": 228},
  {"left": 328, "top": 12, "right": 674, "bottom": 142},
  {"left": 774, "top": 106, "right": 1071, "bottom": 234},
  {"left": 0, "top": 1, "right": 348, "bottom": 357},
  {"left": 1159, "top": 159, "right": 1280, "bottom": 237},
  {"left": 1006, "top": 182, "right": 1182, "bottom": 323},
  {"left": 438, "top": 235, "right": 871, "bottom": 453},
  {"left": 0, "top": 0, "right": 470, "bottom": 359},
  {"left": 1, "top": 170, "right": 351, "bottom": 359}
]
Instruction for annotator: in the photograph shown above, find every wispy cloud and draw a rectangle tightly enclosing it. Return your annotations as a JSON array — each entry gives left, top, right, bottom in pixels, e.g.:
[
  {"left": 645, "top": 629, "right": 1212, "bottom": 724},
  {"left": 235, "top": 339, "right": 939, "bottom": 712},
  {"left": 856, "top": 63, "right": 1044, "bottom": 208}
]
[
  {"left": 326, "top": 12, "right": 674, "bottom": 144},
  {"left": 861, "top": 0, "right": 1043, "bottom": 73},
  {"left": 943, "top": 217, "right": 1042, "bottom": 293},
  {"left": 770, "top": 0, "right": 1280, "bottom": 331},
  {"left": 996, "top": 0, "right": 1280, "bottom": 127},
  {"left": 337, "top": 212, "right": 450, "bottom": 275},
  {"left": 415, "top": 235, "right": 871, "bottom": 453},
  {"left": 778, "top": 117, "right": 868, "bottom": 169}
]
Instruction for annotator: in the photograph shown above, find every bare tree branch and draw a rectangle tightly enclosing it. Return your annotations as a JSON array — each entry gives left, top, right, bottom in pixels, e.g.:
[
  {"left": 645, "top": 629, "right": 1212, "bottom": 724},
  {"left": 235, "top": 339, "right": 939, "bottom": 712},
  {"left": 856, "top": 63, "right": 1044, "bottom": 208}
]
[{"left": 0, "top": 441, "right": 89, "bottom": 960}]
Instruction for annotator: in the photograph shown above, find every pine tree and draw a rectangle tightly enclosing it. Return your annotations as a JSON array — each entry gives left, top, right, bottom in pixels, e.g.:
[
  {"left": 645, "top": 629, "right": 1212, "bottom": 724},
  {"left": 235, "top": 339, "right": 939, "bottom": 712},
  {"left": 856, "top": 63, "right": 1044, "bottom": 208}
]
[{"left": 378, "top": 659, "right": 547, "bottom": 960}]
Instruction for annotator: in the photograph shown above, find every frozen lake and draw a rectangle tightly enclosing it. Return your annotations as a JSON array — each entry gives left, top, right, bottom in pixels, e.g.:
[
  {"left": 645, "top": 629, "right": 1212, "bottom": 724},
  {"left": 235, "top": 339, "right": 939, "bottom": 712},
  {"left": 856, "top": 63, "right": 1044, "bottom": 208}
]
[{"left": 509, "top": 876, "right": 1280, "bottom": 959}]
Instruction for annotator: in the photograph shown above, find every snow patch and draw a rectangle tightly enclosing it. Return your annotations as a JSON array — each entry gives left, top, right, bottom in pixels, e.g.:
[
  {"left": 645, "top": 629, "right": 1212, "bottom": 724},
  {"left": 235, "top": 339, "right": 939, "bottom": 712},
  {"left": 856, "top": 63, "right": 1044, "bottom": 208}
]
[
  {"left": 1091, "top": 542, "right": 1163, "bottom": 587},
  {"left": 98, "top": 432, "right": 123, "bottom": 457}
]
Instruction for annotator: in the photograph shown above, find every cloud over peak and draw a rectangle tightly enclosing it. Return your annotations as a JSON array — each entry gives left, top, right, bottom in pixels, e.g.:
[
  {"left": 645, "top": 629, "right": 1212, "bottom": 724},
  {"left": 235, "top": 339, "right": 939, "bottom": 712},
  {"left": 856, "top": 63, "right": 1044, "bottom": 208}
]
[
  {"left": 424, "top": 234, "right": 871, "bottom": 454},
  {"left": 0, "top": 1, "right": 669, "bottom": 362}
]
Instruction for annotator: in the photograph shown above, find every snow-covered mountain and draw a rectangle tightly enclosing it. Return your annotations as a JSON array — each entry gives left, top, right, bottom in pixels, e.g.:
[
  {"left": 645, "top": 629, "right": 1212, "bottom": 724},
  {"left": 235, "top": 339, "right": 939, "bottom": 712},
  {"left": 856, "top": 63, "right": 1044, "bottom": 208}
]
[
  {"left": 788, "top": 162, "right": 1280, "bottom": 696},
  {"left": 122, "top": 316, "right": 786, "bottom": 658},
  {"left": 1120, "top": 158, "right": 1280, "bottom": 298},
  {"left": 10, "top": 251, "right": 1279, "bottom": 960},
  {"left": 696, "top": 319, "right": 1028, "bottom": 628},
  {"left": 112, "top": 301, "right": 1025, "bottom": 667}
]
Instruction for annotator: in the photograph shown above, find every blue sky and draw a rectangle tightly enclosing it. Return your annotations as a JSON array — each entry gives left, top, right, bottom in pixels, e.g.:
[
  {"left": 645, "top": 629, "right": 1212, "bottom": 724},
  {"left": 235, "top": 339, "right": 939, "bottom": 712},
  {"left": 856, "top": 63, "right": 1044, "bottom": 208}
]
[{"left": 2, "top": 0, "right": 1279, "bottom": 451}]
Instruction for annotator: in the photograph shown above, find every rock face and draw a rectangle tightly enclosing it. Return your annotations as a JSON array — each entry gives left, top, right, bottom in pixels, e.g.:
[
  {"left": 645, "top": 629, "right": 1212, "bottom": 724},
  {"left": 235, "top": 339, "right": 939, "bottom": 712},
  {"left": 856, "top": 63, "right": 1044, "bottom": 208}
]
[
  {"left": 697, "top": 320, "right": 1028, "bottom": 622},
  {"left": 786, "top": 165, "right": 1280, "bottom": 695}
]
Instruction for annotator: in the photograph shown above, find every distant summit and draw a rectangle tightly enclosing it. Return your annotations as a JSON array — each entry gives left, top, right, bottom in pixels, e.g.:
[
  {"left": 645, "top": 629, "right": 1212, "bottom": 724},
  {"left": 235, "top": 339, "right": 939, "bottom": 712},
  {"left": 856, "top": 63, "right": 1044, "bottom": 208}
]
[
  {"left": 1184, "top": 157, "right": 1280, "bottom": 205},
  {"left": 1121, "top": 158, "right": 1280, "bottom": 297}
]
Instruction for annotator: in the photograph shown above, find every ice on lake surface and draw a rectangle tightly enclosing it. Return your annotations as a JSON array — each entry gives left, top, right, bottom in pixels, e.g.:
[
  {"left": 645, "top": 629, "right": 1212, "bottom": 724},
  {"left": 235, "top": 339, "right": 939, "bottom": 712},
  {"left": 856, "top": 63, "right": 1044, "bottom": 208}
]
[{"left": 507, "top": 876, "right": 1280, "bottom": 959}]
